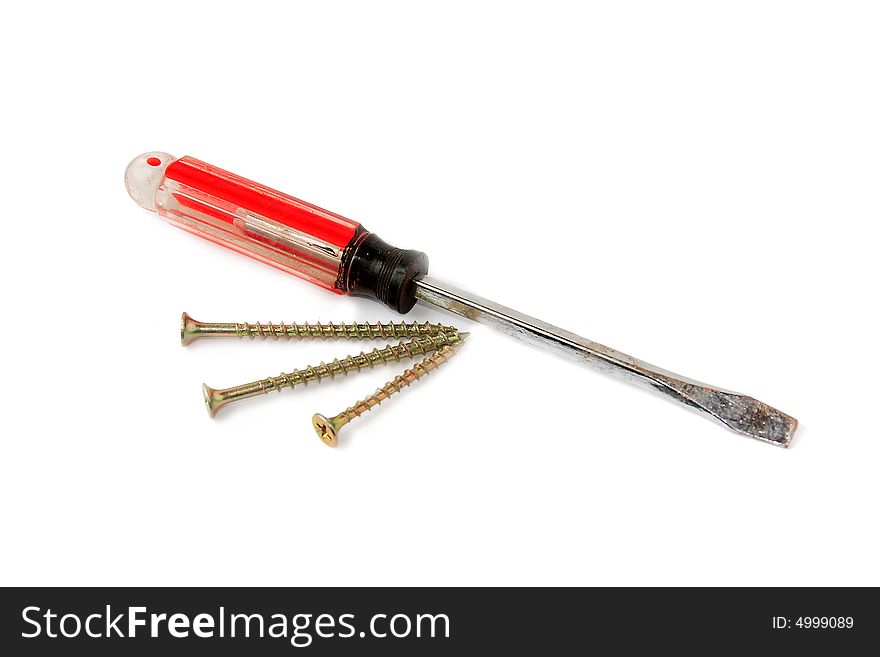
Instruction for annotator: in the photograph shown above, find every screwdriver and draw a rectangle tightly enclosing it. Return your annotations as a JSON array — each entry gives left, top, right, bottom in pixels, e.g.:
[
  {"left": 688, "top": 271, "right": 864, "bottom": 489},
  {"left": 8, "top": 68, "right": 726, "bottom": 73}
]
[{"left": 125, "top": 152, "right": 797, "bottom": 446}]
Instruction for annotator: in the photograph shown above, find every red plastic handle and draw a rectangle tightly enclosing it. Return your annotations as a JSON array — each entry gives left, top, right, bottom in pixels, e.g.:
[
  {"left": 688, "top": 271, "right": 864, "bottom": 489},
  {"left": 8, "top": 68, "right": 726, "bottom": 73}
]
[{"left": 126, "top": 152, "right": 428, "bottom": 311}]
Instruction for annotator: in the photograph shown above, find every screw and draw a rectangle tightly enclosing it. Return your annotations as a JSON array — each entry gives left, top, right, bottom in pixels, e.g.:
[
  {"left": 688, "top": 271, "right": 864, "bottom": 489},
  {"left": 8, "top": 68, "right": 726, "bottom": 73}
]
[
  {"left": 202, "top": 332, "right": 467, "bottom": 417},
  {"left": 312, "top": 343, "right": 463, "bottom": 447},
  {"left": 181, "top": 312, "right": 458, "bottom": 346}
]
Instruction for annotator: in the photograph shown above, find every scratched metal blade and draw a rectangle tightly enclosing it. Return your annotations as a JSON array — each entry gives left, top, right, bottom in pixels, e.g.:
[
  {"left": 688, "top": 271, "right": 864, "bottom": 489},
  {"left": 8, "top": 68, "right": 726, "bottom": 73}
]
[{"left": 414, "top": 276, "right": 797, "bottom": 447}]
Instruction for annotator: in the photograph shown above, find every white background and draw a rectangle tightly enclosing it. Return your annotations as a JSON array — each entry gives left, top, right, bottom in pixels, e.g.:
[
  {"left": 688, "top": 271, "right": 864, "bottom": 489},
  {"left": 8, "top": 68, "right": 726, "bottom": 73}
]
[{"left": 1, "top": 1, "right": 877, "bottom": 586}]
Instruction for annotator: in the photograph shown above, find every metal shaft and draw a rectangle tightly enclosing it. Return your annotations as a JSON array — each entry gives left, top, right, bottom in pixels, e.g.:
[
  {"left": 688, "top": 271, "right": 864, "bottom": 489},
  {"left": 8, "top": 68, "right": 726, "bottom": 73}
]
[{"left": 414, "top": 276, "right": 797, "bottom": 446}]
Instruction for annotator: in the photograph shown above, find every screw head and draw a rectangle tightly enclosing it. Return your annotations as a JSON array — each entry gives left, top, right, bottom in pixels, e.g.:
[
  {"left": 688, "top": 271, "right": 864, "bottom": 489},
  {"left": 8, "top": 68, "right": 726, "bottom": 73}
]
[
  {"left": 181, "top": 312, "right": 200, "bottom": 347},
  {"left": 202, "top": 384, "right": 224, "bottom": 418},
  {"left": 312, "top": 414, "right": 338, "bottom": 447}
]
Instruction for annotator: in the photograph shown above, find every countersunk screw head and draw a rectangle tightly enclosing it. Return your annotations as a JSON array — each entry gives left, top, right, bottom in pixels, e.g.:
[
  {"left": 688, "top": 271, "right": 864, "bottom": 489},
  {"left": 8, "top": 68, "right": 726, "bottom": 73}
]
[
  {"left": 181, "top": 312, "right": 199, "bottom": 347},
  {"left": 202, "top": 384, "right": 224, "bottom": 418},
  {"left": 312, "top": 414, "right": 342, "bottom": 447}
]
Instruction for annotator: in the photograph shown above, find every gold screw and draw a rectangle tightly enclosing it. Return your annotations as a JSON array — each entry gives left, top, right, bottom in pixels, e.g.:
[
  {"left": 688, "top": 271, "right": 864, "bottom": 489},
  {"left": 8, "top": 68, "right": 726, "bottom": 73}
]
[
  {"left": 181, "top": 312, "right": 457, "bottom": 347},
  {"left": 202, "top": 332, "right": 467, "bottom": 417},
  {"left": 312, "top": 343, "right": 463, "bottom": 447}
]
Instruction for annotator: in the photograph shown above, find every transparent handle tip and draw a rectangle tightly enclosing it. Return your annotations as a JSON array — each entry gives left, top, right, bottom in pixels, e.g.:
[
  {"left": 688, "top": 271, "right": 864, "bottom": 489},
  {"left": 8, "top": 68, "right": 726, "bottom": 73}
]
[{"left": 124, "top": 151, "right": 176, "bottom": 211}]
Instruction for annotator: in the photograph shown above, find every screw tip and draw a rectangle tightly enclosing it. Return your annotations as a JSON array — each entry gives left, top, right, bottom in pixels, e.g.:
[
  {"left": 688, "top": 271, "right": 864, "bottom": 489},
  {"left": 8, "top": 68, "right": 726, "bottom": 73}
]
[{"left": 312, "top": 414, "right": 339, "bottom": 447}]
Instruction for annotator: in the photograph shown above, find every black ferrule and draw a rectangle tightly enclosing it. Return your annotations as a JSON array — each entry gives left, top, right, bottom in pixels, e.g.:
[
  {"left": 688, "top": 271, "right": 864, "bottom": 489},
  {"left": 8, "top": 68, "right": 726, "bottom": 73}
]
[{"left": 342, "top": 232, "right": 429, "bottom": 313}]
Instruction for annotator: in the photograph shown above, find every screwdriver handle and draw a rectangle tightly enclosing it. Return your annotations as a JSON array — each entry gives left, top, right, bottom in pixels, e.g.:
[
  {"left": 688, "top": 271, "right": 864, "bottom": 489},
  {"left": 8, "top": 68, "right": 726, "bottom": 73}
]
[{"left": 125, "top": 152, "right": 428, "bottom": 312}]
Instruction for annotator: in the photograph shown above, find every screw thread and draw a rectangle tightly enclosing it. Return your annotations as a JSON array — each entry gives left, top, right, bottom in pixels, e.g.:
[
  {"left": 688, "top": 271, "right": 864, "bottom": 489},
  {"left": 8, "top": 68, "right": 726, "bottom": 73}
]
[
  {"left": 335, "top": 343, "right": 462, "bottom": 426},
  {"left": 258, "top": 332, "right": 463, "bottom": 395},
  {"left": 234, "top": 320, "right": 458, "bottom": 341}
]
